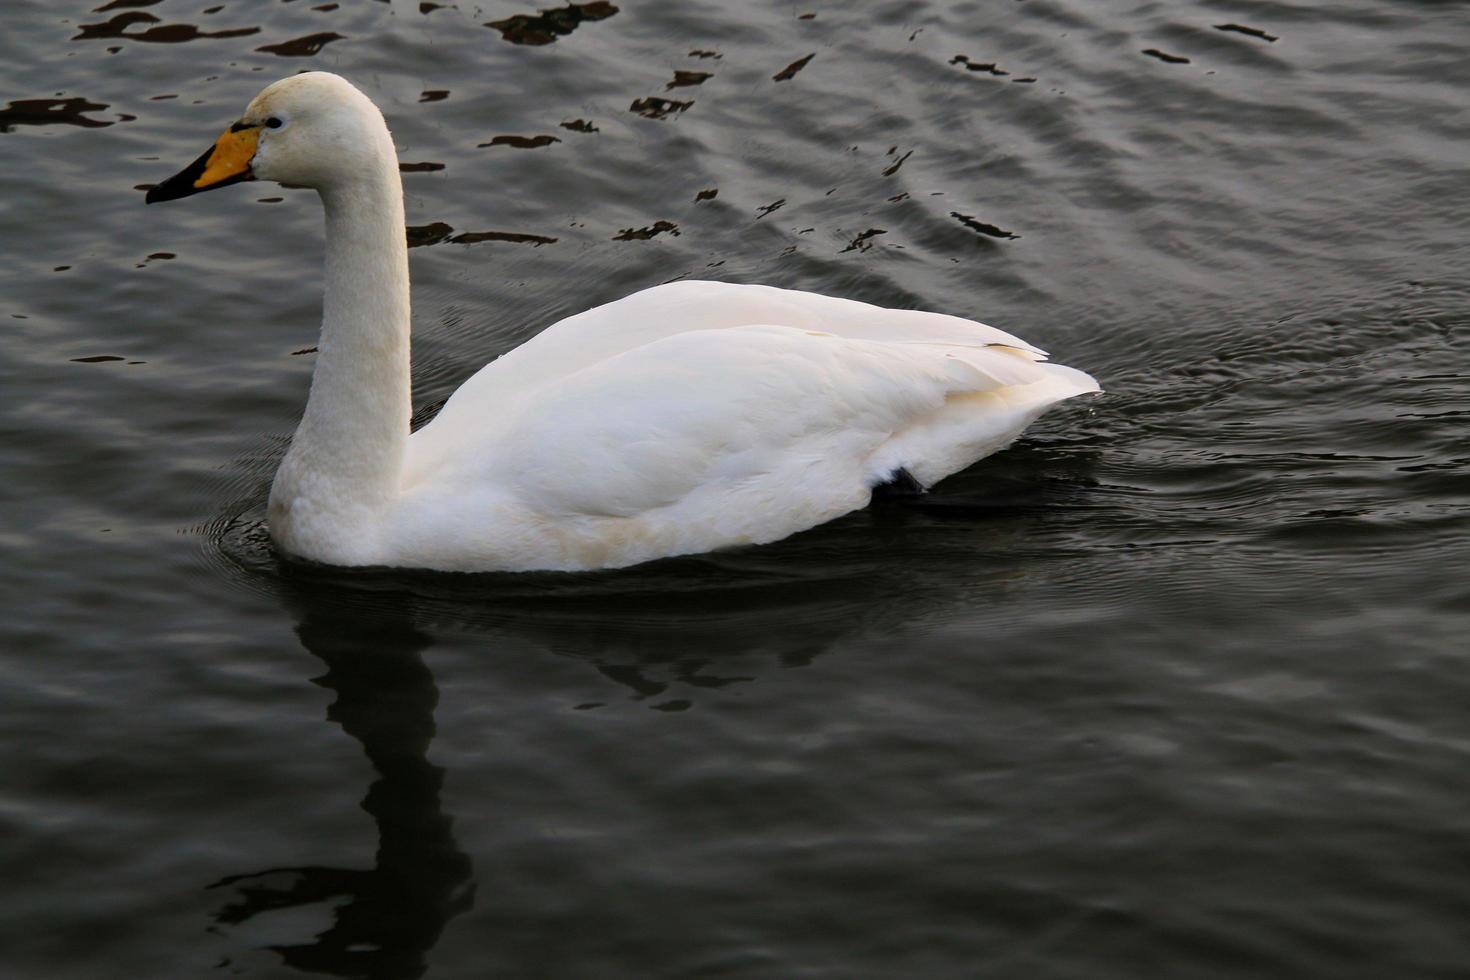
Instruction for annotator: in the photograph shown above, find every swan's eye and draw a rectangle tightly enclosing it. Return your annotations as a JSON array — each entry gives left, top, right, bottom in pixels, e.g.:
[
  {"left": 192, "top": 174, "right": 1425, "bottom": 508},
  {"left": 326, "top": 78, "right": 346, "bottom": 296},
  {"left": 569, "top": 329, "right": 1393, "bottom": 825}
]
[{"left": 265, "top": 116, "right": 284, "bottom": 130}]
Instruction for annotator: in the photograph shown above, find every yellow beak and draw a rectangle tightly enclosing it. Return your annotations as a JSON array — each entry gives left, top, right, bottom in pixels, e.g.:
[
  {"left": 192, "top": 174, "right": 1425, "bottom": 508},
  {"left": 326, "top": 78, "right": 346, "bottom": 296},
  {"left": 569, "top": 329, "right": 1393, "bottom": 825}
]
[{"left": 146, "top": 123, "right": 259, "bottom": 203}]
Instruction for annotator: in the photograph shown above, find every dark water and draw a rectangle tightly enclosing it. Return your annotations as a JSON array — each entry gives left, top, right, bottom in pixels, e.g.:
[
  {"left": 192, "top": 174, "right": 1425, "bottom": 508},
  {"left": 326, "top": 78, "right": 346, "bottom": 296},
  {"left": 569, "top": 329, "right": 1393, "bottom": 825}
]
[{"left": 3, "top": 0, "right": 1468, "bottom": 976}]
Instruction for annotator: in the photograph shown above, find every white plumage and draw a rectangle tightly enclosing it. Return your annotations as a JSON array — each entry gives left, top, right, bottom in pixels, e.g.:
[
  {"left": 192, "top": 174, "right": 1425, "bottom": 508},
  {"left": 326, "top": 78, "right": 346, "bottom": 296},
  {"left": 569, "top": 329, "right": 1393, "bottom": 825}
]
[{"left": 149, "top": 72, "right": 1099, "bottom": 573}]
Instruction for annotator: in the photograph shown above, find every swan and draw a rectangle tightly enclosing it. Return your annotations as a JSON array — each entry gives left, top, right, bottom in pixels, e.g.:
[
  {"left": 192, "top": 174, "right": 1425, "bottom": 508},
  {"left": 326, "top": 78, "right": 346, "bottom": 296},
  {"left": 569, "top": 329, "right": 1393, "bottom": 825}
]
[{"left": 146, "top": 72, "right": 1099, "bottom": 573}]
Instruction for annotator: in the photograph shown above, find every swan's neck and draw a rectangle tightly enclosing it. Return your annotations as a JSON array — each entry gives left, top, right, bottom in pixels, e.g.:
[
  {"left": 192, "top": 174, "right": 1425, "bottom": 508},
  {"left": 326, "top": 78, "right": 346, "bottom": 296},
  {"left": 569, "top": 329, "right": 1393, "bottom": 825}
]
[{"left": 269, "top": 161, "right": 411, "bottom": 564}]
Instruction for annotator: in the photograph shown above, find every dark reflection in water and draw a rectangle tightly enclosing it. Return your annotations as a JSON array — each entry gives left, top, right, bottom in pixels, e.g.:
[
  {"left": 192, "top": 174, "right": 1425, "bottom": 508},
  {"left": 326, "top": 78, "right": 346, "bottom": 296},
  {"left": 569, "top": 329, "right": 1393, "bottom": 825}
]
[
  {"left": 406, "top": 222, "right": 558, "bottom": 248},
  {"left": 72, "top": 11, "right": 259, "bottom": 44},
  {"left": 612, "top": 219, "right": 678, "bottom": 241},
  {"left": 203, "top": 455, "right": 1102, "bottom": 709},
  {"left": 949, "top": 55, "right": 1011, "bottom": 77},
  {"left": 477, "top": 134, "right": 560, "bottom": 150},
  {"left": 951, "top": 211, "right": 1019, "bottom": 241},
  {"left": 1141, "top": 48, "right": 1191, "bottom": 65},
  {"left": 881, "top": 148, "right": 913, "bottom": 177},
  {"left": 485, "top": 2, "right": 619, "bottom": 46},
  {"left": 135, "top": 250, "right": 175, "bottom": 268},
  {"left": 406, "top": 222, "right": 455, "bottom": 249},
  {"left": 755, "top": 198, "right": 785, "bottom": 219},
  {"left": 840, "top": 228, "right": 886, "bottom": 253},
  {"left": 452, "top": 230, "right": 558, "bottom": 246},
  {"left": 209, "top": 594, "right": 474, "bottom": 980},
  {"left": 666, "top": 70, "right": 712, "bottom": 90},
  {"left": 628, "top": 96, "right": 692, "bottom": 120},
  {"left": 0, "top": 97, "right": 113, "bottom": 131},
  {"left": 1215, "top": 23, "right": 1278, "bottom": 43},
  {"left": 258, "top": 33, "right": 346, "bottom": 58},
  {"left": 772, "top": 53, "right": 814, "bottom": 82},
  {"left": 237, "top": 557, "right": 852, "bottom": 710}
]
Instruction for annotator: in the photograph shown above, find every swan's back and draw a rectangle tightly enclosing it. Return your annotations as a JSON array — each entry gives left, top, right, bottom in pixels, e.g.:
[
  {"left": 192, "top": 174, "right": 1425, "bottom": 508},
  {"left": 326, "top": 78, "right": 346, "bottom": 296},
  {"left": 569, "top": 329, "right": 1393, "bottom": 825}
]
[{"left": 430, "top": 281, "right": 1050, "bottom": 420}]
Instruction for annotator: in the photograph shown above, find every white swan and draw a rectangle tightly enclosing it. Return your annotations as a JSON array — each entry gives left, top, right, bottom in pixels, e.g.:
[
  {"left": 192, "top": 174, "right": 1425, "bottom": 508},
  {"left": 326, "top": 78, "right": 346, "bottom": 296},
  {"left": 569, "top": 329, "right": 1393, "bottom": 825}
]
[{"left": 148, "top": 72, "right": 1099, "bottom": 572}]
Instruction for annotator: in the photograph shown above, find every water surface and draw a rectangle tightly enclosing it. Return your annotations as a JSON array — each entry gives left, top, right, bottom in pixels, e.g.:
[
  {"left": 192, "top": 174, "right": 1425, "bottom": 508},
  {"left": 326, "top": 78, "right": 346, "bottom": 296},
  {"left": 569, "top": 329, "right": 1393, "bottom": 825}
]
[{"left": 2, "top": 1, "right": 1468, "bottom": 976}]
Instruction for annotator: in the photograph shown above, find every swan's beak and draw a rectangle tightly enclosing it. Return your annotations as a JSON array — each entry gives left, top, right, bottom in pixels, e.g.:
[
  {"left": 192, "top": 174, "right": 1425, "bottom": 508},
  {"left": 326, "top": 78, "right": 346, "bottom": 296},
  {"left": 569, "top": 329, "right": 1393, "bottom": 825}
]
[{"left": 145, "top": 122, "right": 258, "bottom": 204}]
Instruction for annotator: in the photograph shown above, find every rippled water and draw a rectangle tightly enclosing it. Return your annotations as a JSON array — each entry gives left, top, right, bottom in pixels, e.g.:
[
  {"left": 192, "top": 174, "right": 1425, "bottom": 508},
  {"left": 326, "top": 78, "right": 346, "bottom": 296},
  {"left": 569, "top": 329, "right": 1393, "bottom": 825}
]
[{"left": 2, "top": 1, "right": 1468, "bottom": 976}]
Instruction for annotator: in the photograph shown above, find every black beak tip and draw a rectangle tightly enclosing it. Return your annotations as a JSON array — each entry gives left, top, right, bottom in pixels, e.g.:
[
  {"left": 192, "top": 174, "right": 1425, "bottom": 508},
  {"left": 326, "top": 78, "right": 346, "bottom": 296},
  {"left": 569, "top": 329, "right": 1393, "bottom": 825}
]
[
  {"left": 144, "top": 168, "right": 255, "bottom": 205},
  {"left": 145, "top": 167, "right": 203, "bottom": 205},
  {"left": 143, "top": 143, "right": 227, "bottom": 205}
]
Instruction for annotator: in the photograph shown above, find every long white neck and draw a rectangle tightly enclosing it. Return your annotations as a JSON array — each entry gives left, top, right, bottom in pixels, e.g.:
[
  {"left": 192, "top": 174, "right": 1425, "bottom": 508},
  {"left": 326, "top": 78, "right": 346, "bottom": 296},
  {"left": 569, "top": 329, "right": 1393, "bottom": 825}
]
[{"left": 268, "top": 145, "right": 411, "bottom": 565}]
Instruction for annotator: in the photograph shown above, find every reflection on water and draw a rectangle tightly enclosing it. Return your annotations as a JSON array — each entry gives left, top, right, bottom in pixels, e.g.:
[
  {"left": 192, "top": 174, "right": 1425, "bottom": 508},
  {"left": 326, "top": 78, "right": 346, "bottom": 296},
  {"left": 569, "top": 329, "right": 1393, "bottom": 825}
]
[
  {"left": 0, "top": 97, "right": 113, "bottom": 131},
  {"left": 611, "top": 219, "right": 679, "bottom": 241},
  {"left": 628, "top": 96, "right": 692, "bottom": 119},
  {"left": 665, "top": 70, "right": 712, "bottom": 90},
  {"left": 201, "top": 446, "right": 1102, "bottom": 711},
  {"left": 1141, "top": 48, "right": 1191, "bottom": 65},
  {"left": 209, "top": 595, "right": 473, "bottom": 979},
  {"left": 406, "top": 222, "right": 560, "bottom": 248},
  {"left": 477, "top": 134, "right": 561, "bottom": 150},
  {"left": 73, "top": 11, "right": 259, "bottom": 44},
  {"left": 485, "top": 2, "right": 620, "bottom": 46},
  {"left": 950, "top": 211, "right": 1018, "bottom": 241},
  {"left": 772, "top": 53, "right": 814, "bottom": 82},
  {"left": 1215, "top": 23, "right": 1278, "bottom": 43},
  {"left": 198, "top": 500, "right": 1070, "bottom": 970},
  {"left": 257, "top": 33, "right": 347, "bottom": 59}
]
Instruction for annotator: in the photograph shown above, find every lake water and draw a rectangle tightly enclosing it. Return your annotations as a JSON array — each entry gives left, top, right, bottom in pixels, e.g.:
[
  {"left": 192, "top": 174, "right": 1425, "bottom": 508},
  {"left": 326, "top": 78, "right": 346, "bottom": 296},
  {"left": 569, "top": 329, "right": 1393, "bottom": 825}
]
[{"left": 2, "top": 0, "right": 1467, "bottom": 976}]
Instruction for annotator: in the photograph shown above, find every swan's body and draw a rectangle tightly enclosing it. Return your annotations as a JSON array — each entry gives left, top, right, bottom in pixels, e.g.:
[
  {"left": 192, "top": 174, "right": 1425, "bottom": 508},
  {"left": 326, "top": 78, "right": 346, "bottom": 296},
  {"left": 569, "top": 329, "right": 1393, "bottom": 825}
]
[{"left": 149, "top": 73, "right": 1099, "bottom": 572}]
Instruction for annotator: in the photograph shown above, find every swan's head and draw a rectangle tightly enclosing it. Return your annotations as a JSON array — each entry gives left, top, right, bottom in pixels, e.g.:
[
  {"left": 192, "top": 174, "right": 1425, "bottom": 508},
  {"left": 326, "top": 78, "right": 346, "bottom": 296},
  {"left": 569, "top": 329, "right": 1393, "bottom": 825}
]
[{"left": 146, "top": 72, "right": 390, "bottom": 204}]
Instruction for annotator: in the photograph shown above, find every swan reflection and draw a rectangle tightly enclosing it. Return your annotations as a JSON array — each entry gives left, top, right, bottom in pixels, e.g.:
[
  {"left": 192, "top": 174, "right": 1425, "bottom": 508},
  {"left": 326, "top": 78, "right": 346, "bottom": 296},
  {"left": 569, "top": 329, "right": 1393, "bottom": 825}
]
[{"left": 209, "top": 596, "right": 473, "bottom": 979}]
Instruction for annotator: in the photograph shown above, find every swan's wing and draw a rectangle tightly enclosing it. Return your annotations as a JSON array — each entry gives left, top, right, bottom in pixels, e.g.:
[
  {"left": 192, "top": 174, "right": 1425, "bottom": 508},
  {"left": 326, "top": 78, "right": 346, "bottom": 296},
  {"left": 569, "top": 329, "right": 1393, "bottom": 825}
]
[
  {"left": 424, "top": 280, "right": 1047, "bottom": 425},
  {"left": 411, "top": 280, "right": 1062, "bottom": 475},
  {"left": 401, "top": 323, "right": 1095, "bottom": 569}
]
